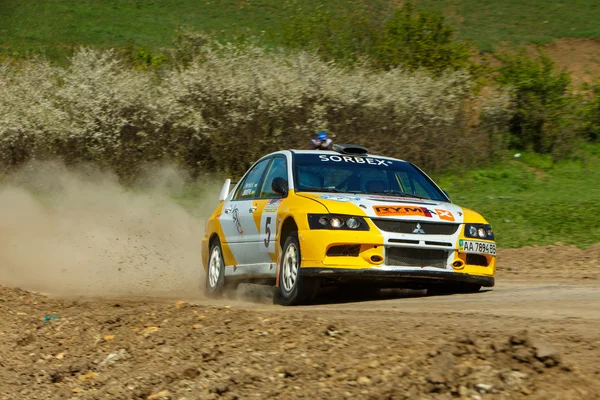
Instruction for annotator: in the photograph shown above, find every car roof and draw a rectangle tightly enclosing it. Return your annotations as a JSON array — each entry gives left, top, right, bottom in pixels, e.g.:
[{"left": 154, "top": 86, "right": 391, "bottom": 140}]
[{"left": 261, "top": 149, "right": 405, "bottom": 162}]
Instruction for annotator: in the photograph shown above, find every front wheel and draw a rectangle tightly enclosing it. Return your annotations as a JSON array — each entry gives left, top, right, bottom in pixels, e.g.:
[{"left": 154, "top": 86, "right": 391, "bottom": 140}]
[{"left": 277, "top": 232, "right": 319, "bottom": 306}]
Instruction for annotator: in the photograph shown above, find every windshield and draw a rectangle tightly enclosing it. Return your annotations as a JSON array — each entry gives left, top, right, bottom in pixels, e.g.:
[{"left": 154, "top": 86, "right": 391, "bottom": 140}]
[{"left": 293, "top": 153, "right": 447, "bottom": 202}]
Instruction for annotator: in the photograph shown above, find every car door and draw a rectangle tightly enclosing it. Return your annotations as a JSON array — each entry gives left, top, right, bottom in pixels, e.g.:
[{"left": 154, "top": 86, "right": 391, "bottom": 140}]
[
  {"left": 220, "top": 158, "right": 271, "bottom": 266},
  {"left": 250, "top": 156, "right": 288, "bottom": 265}
]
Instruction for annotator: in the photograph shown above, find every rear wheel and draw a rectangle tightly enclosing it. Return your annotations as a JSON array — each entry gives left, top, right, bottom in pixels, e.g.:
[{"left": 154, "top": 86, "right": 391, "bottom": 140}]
[
  {"left": 277, "top": 232, "right": 320, "bottom": 306},
  {"left": 206, "top": 240, "right": 226, "bottom": 297}
]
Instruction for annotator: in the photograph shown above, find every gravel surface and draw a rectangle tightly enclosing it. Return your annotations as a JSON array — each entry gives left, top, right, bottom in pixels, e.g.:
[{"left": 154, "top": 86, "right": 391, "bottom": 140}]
[{"left": 1, "top": 245, "right": 600, "bottom": 399}]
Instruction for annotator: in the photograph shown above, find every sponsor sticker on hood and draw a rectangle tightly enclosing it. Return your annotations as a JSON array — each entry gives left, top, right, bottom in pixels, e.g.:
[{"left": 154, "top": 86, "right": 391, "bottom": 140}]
[
  {"left": 373, "top": 206, "right": 455, "bottom": 221},
  {"left": 318, "top": 195, "right": 362, "bottom": 202}
]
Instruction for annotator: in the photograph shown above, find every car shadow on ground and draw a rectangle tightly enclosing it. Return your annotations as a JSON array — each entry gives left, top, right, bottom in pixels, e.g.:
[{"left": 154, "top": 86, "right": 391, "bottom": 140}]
[
  {"left": 230, "top": 284, "right": 492, "bottom": 306},
  {"left": 312, "top": 286, "right": 493, "bottom": 305},
  {"left": 312, "top": 287, "right": 427, "bottom": 305}
]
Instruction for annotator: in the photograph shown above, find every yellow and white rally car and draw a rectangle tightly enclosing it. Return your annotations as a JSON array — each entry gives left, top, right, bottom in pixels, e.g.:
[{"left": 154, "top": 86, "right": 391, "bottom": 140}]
[{"left": 202, "top": 144, "right": 496, "bottom": 305}]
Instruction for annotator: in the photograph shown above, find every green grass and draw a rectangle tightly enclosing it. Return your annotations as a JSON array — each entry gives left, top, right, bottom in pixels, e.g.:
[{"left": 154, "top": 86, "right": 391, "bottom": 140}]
[
  {"left": 434, "top": 144, "right": 600, "bottom": 248},
  {"left": 416, "top": 0, "right": 600, "bottom": 52},
  {"left": 3, "top": 0, "right": 600, "bottom": 61},
  {"left": 0, "top": 0, "right": 388, "bottom": 61}
]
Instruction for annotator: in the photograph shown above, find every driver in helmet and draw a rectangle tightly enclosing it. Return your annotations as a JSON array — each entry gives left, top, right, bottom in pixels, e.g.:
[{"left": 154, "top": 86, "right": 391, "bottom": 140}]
[{"left": 309, "top": 131, "right": 333, "bottom": 150}]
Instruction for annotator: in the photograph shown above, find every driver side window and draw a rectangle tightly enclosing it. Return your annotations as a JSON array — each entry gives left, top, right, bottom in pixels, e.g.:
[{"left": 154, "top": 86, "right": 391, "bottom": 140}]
[{"left": 233, "top": 158, "right": 271, "bottom": 201}]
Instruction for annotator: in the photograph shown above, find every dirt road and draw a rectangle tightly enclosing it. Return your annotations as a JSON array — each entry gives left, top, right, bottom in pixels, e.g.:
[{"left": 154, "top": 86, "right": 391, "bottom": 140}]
[{"left": 1, "top": 245, "right": 600, "bottom": 400}]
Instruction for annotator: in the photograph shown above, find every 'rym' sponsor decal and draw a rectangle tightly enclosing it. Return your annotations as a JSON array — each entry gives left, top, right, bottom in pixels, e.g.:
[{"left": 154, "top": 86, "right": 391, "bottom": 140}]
[{"left": 373, "top": 206, "right": 455, "bottom": 221}]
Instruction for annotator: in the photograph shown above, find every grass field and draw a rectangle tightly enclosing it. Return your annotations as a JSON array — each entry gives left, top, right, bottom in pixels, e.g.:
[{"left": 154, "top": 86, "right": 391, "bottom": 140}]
[
  {"left": 2, "top": 0, "right": 600, "bottom": 60},
  {"left": 435, "top": 143, "right": 600, "bottom": 248},
  {"left": 0, "top": 0, "right": 387, "bottom": 60},
  {"left": 417, "top": 0, "right": 600, "bottom": 52}
]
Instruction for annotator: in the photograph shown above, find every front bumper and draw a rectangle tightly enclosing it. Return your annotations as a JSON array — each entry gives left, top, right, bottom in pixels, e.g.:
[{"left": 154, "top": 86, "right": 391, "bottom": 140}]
[
  {"left": 297, "top": 227, "right": 496, "bottom": 281},
  {"left": 300, "top": 267, "right": 495, "bottom": 288}
]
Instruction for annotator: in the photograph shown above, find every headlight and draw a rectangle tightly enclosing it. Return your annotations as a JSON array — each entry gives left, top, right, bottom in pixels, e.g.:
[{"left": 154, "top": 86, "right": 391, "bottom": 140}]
[
  {"left": 469, "top": 225, "right": 477, "bottom": 237},
  {"left": 346, "top": 218, "right": 360, "bottom": 229},
  {"left": 464, "top": 223, "right": 494, "bottom": 240},
  {"left": 330, "top": 216, "right": 344, "bottom": 228},
  {"left": 307, "top": 214, "right": 369, "bottom": 231}
]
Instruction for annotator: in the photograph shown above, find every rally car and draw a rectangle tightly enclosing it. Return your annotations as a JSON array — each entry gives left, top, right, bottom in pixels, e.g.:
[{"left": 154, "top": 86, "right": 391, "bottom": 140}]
[{"left": 201, "top": 144, "right": 496, "bottom": 305}]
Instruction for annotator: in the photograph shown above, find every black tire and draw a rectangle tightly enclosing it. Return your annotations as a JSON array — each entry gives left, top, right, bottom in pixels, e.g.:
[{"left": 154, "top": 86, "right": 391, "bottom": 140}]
[
  {"left": 206, "top": 240, "right": 226, "bottom": 297},
  {"left": 277, "top": 231, "right": 320, "bottom": 306}
]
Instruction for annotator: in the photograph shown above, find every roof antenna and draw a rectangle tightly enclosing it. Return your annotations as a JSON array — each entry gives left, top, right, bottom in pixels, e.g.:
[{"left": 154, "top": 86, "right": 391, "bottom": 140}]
[{"left": 332, "top": 143, "right": 369, "bottom": 155}]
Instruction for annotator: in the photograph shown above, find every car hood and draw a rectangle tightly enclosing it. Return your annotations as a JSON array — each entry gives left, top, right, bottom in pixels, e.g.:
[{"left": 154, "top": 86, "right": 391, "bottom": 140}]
[{"left": 296, "top": 192, "right": 465, "bottom": 223}]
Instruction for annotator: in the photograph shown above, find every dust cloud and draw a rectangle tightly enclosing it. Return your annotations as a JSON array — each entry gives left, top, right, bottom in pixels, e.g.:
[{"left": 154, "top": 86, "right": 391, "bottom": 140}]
[{"left": 0, "top": 162, "right": 221, "bottom": 298}]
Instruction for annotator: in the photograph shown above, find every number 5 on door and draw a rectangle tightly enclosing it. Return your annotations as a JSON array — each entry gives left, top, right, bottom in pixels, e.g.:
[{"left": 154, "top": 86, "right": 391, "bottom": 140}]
[{"left": 260, "top": 212, "right": 276, "bottom": 254}]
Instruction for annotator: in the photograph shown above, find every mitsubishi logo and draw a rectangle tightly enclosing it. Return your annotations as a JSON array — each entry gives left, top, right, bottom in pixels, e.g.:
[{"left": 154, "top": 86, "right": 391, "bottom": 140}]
[{"left": 412, "top": 223, "right": 425, "bottom": 234}]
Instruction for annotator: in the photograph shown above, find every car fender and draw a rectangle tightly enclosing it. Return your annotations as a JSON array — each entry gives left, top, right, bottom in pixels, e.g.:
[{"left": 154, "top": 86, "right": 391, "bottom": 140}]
[{"left": 201, "top": 202, "right": 238, "bottom": 270}]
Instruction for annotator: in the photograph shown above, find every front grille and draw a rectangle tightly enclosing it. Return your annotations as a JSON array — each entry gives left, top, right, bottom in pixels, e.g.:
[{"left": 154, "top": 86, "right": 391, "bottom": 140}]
[
  {"left": 467, "top": 254, "right": 488, "bottom": 266},
  {"left": 424, "top": 241, "right": 453, "bottom": 247},
  {"left": 388, "top": 239, "right": 420, "bottom": 245},
  {"left": 372, "top": 219, "right": 459, "bottom": 235},
  {"left": 327, "top": 244, "right": 360, "bottom": 257},
  {"left": 386, "top": 247, "right": 448, "bottom": 268}
]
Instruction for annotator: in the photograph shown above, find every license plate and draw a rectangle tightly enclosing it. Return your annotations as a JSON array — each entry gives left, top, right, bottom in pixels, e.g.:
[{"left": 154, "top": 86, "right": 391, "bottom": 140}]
[{"left": 459, "top": 240, "right": 496, "bottom": 256}]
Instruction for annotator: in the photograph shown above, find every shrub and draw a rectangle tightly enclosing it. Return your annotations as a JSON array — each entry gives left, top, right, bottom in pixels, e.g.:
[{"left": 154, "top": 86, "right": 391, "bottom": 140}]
[
  {"left": 580, "top": 81, "right": 600, "bottom": 141},
  {"left": 168, "top": 28, "right": 213, "bottom": 67},
  {"left": 280, "top": 3, "right": 378, "bottom": 66},
  {"left": 495, "top": 50, "right": 576, "bottom": 155},
  {"left": 0, "top": 43, "right": 486, "bottom": 179},
  {"left": 280, "top": 2, "right": 471, "bottom": 74},
  {"left": 150, "top": 43, "right": 480, "bottom": 174},
  {"left": 477, "top": 89, "right": 514, "bottom": 158},
  {"left": 371, "top": 2, "right": 472, "bottom": 73}
]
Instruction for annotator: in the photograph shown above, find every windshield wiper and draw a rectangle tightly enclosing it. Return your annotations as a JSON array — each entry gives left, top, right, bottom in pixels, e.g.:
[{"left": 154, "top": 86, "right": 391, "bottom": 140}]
[
  {"left": 299, "top": 186, "right": 347, "bottom": 193},
  {"left": 368, "top": 190, "right": 427, "bottom": 199}
]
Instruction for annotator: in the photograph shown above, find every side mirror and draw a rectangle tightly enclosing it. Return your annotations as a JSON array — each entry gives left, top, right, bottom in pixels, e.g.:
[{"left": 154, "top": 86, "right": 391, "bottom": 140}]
[
  {"left": 218, "top": 179, "right": 231, "bottom": 201},
  {"left": 271, "top": 177, "right": 288, "bottom": 197}
]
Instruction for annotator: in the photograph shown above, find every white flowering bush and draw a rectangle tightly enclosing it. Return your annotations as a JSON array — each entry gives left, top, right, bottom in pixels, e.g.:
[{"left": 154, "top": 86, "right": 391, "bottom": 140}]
[
  {"left": 0, "top": 44, "right": 490, "bottom": 178},
  {"left": 0, "top": 50, "right": 166, "bottom": 177}
]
